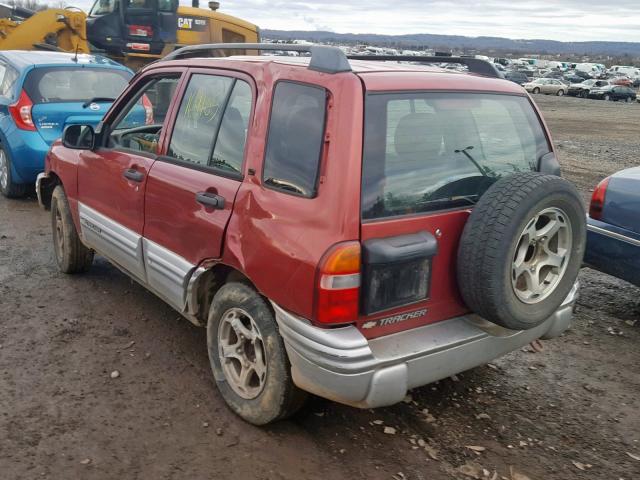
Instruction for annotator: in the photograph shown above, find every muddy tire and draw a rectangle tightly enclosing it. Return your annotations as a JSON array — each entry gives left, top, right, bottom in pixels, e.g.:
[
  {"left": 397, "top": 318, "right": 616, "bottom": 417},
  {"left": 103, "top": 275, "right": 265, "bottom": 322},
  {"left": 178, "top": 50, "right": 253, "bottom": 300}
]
[
  {"left": 51, "top": 185, "right": 94, "bottom": 273},
  {"left": 457, "top": 173, "right": 585, "bottom": 331},
  {"left": 207, "top": 282, "right": 307, "bottom": 425},
  {"left": 0, "top": 146, "right": 26, "bottom": 198}
]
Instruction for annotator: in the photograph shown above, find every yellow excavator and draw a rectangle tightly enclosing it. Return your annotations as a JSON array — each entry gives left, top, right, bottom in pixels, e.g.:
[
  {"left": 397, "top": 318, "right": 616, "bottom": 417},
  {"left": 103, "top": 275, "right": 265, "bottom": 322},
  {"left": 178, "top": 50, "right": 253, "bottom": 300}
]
[{"left": 0, "top": 0, "right": 259, "bottom": 69}]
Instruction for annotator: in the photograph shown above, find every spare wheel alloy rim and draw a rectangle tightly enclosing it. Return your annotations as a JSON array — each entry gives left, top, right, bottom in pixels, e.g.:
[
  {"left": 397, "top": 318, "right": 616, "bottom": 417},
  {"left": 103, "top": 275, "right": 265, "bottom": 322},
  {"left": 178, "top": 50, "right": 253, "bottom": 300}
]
[
  {"left": 511, "top": 207, "right": 572, "bottom": 304},
  {"left": 0, "top": 149, "right": 7, "bottom": 190},
  {"left": 218, "top": 307, "right": 268, "bottom": 399}
]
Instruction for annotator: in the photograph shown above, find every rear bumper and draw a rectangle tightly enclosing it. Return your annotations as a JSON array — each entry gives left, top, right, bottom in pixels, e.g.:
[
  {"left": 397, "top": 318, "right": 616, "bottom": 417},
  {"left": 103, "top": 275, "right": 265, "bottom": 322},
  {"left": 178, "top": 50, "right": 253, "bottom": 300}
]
[
  {"left": 585, "top": 218, "right": 640, "bottom": 286},
  {"left": 273, "top": 282, "right": 578, "bottom": 409}
]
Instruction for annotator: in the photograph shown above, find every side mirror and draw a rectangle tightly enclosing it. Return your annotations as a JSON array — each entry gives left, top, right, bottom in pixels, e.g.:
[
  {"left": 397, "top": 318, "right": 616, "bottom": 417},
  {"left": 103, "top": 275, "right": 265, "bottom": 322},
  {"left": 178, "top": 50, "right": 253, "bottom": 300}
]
[{"left": 62, "top": 124, "right": 95, "bottom": 150}]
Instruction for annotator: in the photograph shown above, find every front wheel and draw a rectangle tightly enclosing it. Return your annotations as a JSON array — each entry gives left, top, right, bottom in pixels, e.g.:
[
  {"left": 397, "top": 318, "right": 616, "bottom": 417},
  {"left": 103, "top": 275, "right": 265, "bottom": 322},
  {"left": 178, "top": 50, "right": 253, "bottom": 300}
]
[
  {"left": 0, "top": 146, "right": 26, "bottom": 198},
  {"left": 532, "top": 87, "right": 540, "bottom": 94},
  {"left": 51, "top": 185, "right": 94, "bottom": 273},
  {"left": 557, "top": 90, "right": 565, "bottom": 96},
  {"left": 604, "top": 94, "right": 611, "bottom": 101},
  {"left": 207, "top": 282, "right": 307, "bottom": 425},
  {"left": 581, "top": 90, "right": 589, "bottom": 98}
]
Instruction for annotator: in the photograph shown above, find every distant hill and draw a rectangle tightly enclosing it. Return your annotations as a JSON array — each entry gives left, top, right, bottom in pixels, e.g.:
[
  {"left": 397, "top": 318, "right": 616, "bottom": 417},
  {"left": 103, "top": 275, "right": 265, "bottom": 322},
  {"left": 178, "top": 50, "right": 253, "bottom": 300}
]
[{"left": 262, "top": 30, "right": 640, "bottom": 58}]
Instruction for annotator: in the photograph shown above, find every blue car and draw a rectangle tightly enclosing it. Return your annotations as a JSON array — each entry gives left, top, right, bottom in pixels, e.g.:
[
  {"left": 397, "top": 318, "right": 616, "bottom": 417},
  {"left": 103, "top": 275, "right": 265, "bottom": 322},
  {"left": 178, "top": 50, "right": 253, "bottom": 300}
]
[
  {"left": 0, "top": 51, "right": 133, "bottom": 197},
  {"left": 585, "top": 167, "right": 640, "bottom": 286}
]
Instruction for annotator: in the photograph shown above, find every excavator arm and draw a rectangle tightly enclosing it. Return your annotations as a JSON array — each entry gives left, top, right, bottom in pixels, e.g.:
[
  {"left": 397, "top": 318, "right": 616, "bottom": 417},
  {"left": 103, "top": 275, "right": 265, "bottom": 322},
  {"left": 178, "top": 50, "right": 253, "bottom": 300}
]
[{"left": 0, "top": 7, "right": 89, "bottom": 53}]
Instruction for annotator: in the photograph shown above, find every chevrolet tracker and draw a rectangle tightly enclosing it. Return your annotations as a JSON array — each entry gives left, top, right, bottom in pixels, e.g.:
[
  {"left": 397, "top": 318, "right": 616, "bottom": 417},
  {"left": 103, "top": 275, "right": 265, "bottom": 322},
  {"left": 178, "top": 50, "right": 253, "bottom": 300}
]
[{"left": 37, "top": 44, "right": 586, "bottom": 425}]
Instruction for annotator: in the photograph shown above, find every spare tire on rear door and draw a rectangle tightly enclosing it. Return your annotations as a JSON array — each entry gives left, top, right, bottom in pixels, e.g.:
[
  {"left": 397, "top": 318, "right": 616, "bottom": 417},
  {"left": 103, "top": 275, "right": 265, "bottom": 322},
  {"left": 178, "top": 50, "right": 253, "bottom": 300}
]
[{"left": 457, "top": 172, "right": 585, "bottom": 331}]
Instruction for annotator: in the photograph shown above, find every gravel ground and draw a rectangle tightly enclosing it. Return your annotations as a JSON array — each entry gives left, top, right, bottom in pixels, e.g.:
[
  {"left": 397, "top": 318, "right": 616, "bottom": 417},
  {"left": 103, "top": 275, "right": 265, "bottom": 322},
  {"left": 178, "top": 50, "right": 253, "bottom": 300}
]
[{"left": 1, "top": 94, "right": 639, "bottom": 480}]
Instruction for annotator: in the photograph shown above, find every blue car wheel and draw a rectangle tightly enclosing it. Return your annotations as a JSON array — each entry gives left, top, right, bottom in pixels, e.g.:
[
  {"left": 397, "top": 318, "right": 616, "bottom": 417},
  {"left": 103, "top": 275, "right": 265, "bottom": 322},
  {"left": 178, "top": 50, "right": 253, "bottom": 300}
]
[{"left": 0, "top": 146, "right": 27, "bottom": 198}]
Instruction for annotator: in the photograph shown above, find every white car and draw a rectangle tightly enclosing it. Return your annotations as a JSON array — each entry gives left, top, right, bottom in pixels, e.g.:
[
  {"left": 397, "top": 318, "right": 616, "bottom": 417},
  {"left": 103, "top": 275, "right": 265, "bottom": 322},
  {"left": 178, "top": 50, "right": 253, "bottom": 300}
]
[{"left": 524, "top": 78, "right": 568, "bottom": 96}]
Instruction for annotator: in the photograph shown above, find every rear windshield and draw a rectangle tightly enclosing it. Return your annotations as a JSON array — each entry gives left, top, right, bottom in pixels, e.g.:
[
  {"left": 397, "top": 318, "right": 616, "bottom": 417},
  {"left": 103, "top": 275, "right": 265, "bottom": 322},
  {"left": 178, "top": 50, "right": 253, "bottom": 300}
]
[
  {"left": 24, "top": 67, "right": 132, "bottom": 104},
  {"left": 362, "top": 92, "right": 550, "bottom": 220}
]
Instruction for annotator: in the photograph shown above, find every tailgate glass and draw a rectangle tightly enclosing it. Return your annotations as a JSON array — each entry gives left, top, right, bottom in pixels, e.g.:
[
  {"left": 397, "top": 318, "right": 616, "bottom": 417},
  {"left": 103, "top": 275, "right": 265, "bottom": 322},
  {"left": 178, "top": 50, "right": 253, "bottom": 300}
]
[{"left": 362, "top": 92, "right": 550, "bottom": 220}]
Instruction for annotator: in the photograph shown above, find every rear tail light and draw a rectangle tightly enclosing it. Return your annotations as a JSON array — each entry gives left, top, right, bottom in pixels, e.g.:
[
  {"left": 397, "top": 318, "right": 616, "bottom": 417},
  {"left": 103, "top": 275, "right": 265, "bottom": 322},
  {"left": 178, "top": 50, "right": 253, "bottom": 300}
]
[
  {"left": 589, "top": 176, "right": 610, "bottom": 220},
  {"left": 314, "top": 241, "right": 361, "bottom": 326},
  {"left": 141, "top": 94, "right": 154, "bottom": 125},
  {"left": 9, "top": 90, "right": 36, "bottom": 131},
  {"left": 128, "top": 25, "right": 153, "bottom": 37}
]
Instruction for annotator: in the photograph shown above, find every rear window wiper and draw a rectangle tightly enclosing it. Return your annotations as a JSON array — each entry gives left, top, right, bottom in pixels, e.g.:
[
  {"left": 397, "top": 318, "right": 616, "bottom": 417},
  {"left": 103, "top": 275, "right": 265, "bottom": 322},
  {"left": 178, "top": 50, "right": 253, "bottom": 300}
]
[
  {"left": 264, "top": 177, "right": 307, "bottom": 196},
  {"left": 454, "top": 146, "right": 496, "bottom": 178},
  {"left": 82, "top": 97, "right": 116, "bottom": 108}
]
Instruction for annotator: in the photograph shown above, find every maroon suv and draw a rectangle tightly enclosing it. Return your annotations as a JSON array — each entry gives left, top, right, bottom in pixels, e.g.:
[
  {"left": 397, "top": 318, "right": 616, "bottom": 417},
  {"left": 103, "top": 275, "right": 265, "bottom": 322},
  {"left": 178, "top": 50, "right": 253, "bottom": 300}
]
[{"left": 37, "top": 44, "right": 586, "bottom": 425}]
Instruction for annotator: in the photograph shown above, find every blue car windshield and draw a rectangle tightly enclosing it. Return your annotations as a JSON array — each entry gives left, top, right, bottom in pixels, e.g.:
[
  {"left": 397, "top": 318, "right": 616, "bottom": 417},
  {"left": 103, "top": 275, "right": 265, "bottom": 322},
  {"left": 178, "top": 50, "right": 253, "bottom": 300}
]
[{"left": 24, "top": 67, "right": 131, "bottom": 104}]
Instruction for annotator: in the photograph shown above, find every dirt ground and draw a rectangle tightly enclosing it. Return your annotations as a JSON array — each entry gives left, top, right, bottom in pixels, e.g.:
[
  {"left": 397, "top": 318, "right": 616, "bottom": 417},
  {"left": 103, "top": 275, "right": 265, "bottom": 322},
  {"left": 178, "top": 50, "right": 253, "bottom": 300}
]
[{"left": 1, "top": 94, "right": 639, "bottom": 480}]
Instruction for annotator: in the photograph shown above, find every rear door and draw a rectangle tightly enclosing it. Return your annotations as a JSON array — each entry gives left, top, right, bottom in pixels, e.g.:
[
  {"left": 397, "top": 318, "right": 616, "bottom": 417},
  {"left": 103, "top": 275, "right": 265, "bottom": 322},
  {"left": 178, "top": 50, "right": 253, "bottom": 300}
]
[
  {"left": 25, "top": 66, "right": 132, "bottom": 144},
  {"left": 76, "top": 72, "right": 183, "bottom": 281},
  {"left": 142, "top": 69, "right": 254, "bottom": 307}
]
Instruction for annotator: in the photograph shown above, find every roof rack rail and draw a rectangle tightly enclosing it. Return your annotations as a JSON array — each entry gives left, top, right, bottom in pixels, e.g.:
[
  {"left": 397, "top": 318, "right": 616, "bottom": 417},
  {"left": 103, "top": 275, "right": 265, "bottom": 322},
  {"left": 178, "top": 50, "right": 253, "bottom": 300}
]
[
  {"left": 162, "top": 43, "right": 352, "bottom": 74},
  {"left": 347, "top": 55, "right": 503, "bottom": 79}
]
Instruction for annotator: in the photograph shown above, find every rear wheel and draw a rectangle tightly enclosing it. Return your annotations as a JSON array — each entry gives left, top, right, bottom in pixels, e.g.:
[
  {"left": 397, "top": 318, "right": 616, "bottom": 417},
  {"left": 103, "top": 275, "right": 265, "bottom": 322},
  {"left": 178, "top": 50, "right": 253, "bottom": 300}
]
[
  {"left": 604, "top": 94, "right": 611, "bottom": 101},
  {"left": 625, "top": 96, "right": 632, "bottom": 103},
  {"left": 51, "top": 185, "right": 94, "bottom": 273},
  {"left": 457, "top": 173, "right": 585, "bottom": 331},
  {"left": 0, "top": 146, "right": 26, "bottom": 198},
  {"left": 207, "top": 282, "right": 307, "bottom": 425},
  {"left": 532, "top": 87, "right": 540, "bottom": 94}
]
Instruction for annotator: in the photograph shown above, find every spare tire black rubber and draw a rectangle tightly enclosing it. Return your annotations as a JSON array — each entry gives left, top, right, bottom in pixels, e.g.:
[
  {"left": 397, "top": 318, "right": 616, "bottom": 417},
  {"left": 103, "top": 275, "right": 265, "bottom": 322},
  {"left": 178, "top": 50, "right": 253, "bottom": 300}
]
[{"left": 457, "top": 172, "right": 585, "bottom": 331}]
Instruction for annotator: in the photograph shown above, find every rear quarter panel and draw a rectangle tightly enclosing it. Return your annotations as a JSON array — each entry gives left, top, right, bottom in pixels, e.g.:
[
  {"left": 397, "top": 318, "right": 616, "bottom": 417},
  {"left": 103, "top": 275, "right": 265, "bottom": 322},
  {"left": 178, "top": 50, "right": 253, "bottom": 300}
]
[
  {"left": 221, "top": 65, "right": 364, "bottom": 321},
  {"left": 602, "top": 167, "right": 640, "bottom": 233}
]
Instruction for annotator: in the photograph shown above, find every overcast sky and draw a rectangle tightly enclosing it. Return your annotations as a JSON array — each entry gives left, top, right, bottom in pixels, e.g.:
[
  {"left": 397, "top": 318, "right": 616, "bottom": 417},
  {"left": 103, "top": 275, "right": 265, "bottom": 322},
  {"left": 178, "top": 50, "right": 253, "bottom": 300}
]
[{"left": 76, "top": 1, "right": 640, "bottom": 42}]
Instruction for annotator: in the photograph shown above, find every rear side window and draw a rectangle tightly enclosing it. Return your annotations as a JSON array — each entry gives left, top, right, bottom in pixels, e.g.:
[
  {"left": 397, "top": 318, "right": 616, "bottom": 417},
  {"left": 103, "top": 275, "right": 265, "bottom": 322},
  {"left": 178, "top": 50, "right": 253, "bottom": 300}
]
[
  {"left": 362, "top": 93, "right": 550, "bottom": 220},
  {"left": 24, "top": 67, "right": 132, "bottom": 104},
  {"left": 0, "top": 63, "right": 18, "bottom": 98},
  {"left": 263, "top": 82, "right": 326, "bottom": 198},
  {"left": 168, "top": 74, "right": 234, "bottom": 167}
]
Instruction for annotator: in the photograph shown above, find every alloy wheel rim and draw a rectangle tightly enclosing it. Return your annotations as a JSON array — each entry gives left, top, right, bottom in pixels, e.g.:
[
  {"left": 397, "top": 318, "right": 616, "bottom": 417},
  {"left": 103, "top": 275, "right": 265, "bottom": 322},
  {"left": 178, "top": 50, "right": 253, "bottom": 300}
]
[
  {"left": 511, "top": 207, "right": 572, "bottom": 304},
  {"left": 218, "top": 307, "right": 268, "bottom": 399},
  {"left": 0, "top": 150, "right": 7, "bottom": 190}
]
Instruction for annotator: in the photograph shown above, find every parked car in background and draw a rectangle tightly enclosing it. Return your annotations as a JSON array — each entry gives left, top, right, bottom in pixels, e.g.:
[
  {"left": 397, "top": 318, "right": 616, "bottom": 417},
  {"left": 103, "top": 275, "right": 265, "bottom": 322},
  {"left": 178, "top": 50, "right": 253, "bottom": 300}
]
[
  {"left": 0, "top": 51, "right": 133, "bottom": 197},
  {"left": 588, "top": 85, "right": 637, "bottom": 102},
  {"left": 563, "top": 73, "right": 586, "bottom": 84},
  {"left": 524, "top": 78, "right": 568, "bottom": 96},
  {"left": 610, "top": 77, "right": 633, "bottom": 87},
  {"left": 37, "top": 45, "right": 585, "bottom": 425},
  {"left": 585, "top": 168, "right": 640, "bottom": 287},
  {"left": 504, "top": 71, "right": 529, "bottom": 85},
  {"left": 568, "top": 79, "right": 610, "bottom": 98}
]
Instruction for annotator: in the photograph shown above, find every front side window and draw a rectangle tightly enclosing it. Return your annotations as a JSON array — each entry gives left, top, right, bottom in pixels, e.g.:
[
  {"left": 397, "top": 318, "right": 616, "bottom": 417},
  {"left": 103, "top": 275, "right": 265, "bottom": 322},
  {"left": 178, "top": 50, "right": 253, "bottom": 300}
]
[
  {"left": 24, "top": 67, "right": 132, "bottom": 104},
  {"left": 262, "top": 82, "right": 326, "bottom": 197},
  {"left": 109, "top": 75, "right": 181, "bottom": 153},
  {"left": 89, "top": 0, "right": 118, "bottom": 16},
  {"left": 362, "top": 92, "right": 550, "bottom": 220}
]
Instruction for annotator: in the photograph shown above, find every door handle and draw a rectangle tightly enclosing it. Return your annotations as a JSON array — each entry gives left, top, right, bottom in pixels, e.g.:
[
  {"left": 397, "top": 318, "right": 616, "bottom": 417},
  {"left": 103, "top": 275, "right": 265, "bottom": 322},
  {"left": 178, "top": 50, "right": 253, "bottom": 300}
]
[
  {"left": 123, "top": 168, "right": 144, "bottom": 183},
  {"left": 195, "top": 192, "right": 225, "bottom": 209}
]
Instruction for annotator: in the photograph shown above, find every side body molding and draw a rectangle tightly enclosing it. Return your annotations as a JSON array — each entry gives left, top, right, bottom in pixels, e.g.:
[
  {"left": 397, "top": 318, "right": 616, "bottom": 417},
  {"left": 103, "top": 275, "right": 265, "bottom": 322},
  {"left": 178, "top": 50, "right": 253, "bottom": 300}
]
[
  {"left": 143, "top": 238, "right": 195, "bottom": 311},
  {"left": 78, "top": 202, "right": 146, "bottom": 281},
  {"left": 78, "top": 202, "right": 205, "bottom": 325}
]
